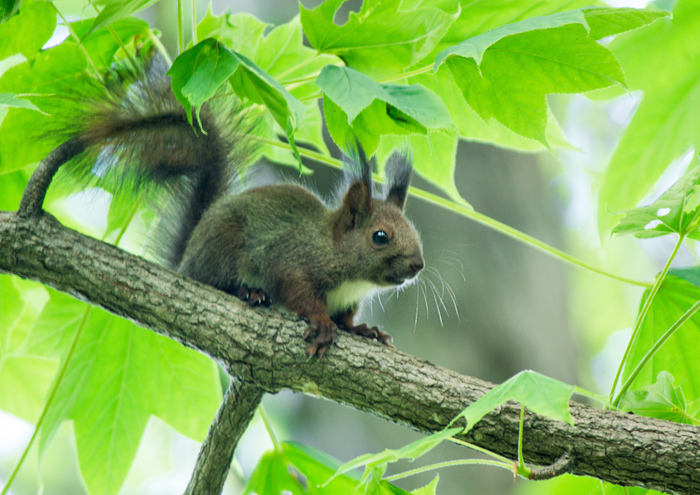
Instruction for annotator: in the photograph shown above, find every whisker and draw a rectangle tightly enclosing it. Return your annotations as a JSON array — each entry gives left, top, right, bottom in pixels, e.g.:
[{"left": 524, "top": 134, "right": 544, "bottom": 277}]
[
  {"left": 419, "top": 278, "right": 430, "bottom": 320},
  {"left": 426, "top": 277, "right": 448, "bottom": 326},
  {"left": 427, "top": 278, "right": 444, "bottom": 327},
  {"left": 377, "top": 292, "right": 386, "bottom": 313},
  {"left": 414, "top": 279, "right": 420, "bottom": 330},
  {"left": 426, "top": 266, "right": 446, "bottom": 297},
  {"left": 443, "top": 280, "right": 461, "bottom": 321}
]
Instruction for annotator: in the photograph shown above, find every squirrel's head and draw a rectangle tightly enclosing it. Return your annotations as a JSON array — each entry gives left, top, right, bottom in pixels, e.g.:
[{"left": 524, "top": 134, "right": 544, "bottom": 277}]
[{"left": 333, "top": 152, "right": 424, "bottom": 287}]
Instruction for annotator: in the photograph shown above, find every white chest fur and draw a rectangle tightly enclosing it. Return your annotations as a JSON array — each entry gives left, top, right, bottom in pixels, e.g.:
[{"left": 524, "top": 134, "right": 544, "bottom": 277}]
[{"left": 327, "top": 280, "right": 381, "bottom": 314}]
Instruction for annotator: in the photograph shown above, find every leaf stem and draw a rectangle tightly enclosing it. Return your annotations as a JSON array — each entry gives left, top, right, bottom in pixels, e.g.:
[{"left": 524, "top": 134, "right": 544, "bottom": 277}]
[
  {"left": 56, "top": 11, "right": 101, "bottom": 80},
  {"left": 149, "top": 30, "right": 172, "bottom": 65},
  {"left": 613, "top": 296, "right": 700, "bottom": 408},
  {"left": 384, "top": 458, "right": 513, "bottom": 482},
  {"left": 448, "top": 437, "right": 514, "bottom": 465},
  {"left": 244, "top": 136, "right": 652, "bottom": 288},
  {"left": 276, "top": 53, "right": 322, "bottom": 81},
  {"left": 257, "top": 404, "right": 280, "bottom": 452},
  {"left": 609, "top": 233, "right": 685, "bottom": 404},
  {"left": 518, "top": 405, "right": 525, "bottom": 468},
  {"left": 107, "top": 25, "right": 138, "bottom": 71},
  {"left": 191, "top": 0, "right": 197, "bottom": 46},
  {"left": 376, "top": 64, "right": 433, "bottom": 83},
  {"left": 177, "top": 0, "right": 184, "bottom": 54}
]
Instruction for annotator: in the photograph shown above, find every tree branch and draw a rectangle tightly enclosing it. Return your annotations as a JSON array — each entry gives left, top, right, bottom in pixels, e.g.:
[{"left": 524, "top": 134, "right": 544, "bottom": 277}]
[
  {"left": 184, "top": 380, "right": 264, "bottom": 495},
  {"left": 1, "top": 210, "right": 699, "bottom": 495}
]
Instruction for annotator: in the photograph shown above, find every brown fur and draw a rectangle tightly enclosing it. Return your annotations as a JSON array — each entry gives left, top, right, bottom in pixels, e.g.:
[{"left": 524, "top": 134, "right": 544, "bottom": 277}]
[{"left": 52, "top": 58, "right": 423, "bottom": 357}]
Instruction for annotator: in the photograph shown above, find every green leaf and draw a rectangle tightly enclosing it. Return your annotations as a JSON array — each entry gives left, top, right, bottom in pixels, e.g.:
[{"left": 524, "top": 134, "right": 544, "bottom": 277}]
[
  {"left": 0, "top": 275, "right": 54, "bottom": 422},
  {"left": 431, "top": 0, "right": 599, "bottom": 56},
  {"left": 0, "top": 92, "right": 42, "bottom": 112},
  {"left": 167, "top": 38, "right": 240, "bottom": 128},
  {"left": 0, "top": 275, "right": 26, "bottom": 357},
  {"left": 169, "top": 39, "right": 305, "bottom": 166},
  {"left": 318, "top": 65, "right": 451, "bottom": 156},
  {"left": 411, "top": 475, "right": 439, "bottom": 495},
  {"left": 621, "top": 272, "right": 700, "bottom": 403},
  {"left": 618, "top": 371, "right": 699, "bottom": 424},
  {"left": 0, "top": 0, "right": 57, "bottom": 61},
  {"left": 25, "top": 291, "right": 221, "bottom": 495},
  {"left": 436, "top": 11, "right": 630, "bottom": 146},
  {"left": 455, "top": 370, "right": 575, "bottom": 432},
  {"left": 328, "top": 428, "right": 461, "bottom": 486},
  {"left": 300, "top": 0, "right": 459, "bottom": 77},
  {"left": 582, "top": 7, "right": 670, "bottom": 39},
  {"left": 0, "top": 42, "right": 89, "bottom": 174},
  {"left": 198, "top": 13, "right": 334, "bottom": 164},
  {"left": 408, "top": 69, "right": 574, "bottom": 152},
  {"left": 612, "top": 159, "right": 700, "bottom": 239},
  {"left": 434, "top": 10, "right": 587, "bottom": 68},
  {"left": 196, "top": 7, "right": 270, "bottom": 58},
  {"left": 88, "top": 0, "right": 163, "bottom": 36},
  {"left": 244, "top": 442, "right": 412, "bottom": 494},
  {"left": 1, "top": 0, "right": 21, "bottom": 23},
  {"left": 319, "top": 66, "right": 450, "bottom": 127},
  {"left": 71, "top": 17, "right": 151, "bottom": 69},
  {"left": 0, "top": 169, "right": 28, "bottom": 208},
  {"left": 377, "top": 130, "right": 467, "bottom": 206},
  {"left": 599, "top": 1, "right": 696, "bottom": 232},
  {"left": 230, "top": 51, "right": 306, "bottom": 166}
]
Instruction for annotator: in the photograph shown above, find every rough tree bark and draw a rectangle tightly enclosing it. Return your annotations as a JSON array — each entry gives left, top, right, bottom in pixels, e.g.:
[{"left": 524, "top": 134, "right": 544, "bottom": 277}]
[
  {"left": 184, "top": 380, "right": 264, "bottom": 495},
  {"left": 1, "top": 210, "right": 699, "bottom": 495}
]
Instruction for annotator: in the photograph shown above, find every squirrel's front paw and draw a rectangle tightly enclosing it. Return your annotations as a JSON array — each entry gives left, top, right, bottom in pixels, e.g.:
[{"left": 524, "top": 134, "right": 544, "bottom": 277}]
[
  {"left": 303, "top": 318, "right": 337, "bottom": 358},
  {"left": 341, "top": 323, "right": 394, "bottom": 348},
  {"left": 237, "top": 284, "right": 272, "bottom": 307}
]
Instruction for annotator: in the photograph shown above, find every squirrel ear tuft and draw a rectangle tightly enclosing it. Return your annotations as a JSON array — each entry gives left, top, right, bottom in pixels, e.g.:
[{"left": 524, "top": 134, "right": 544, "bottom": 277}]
[
  {"left": 384, "top": 152, "right": 413, "bottom": 210},
  {"left": 341, "top": 180, "right": 372, "bottom": 229}
]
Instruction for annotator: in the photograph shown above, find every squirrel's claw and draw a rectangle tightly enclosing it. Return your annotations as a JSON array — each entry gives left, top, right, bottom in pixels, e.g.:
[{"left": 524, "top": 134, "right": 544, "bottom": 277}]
[
  {"left": 237, "top": 284, "right": 272, "bottom": 307},
  {"left": 304, "top": 318, "right": 337, "bottom": 358},
  {"left": 341, "top": 323, "right": 393, "bottom": 347}
]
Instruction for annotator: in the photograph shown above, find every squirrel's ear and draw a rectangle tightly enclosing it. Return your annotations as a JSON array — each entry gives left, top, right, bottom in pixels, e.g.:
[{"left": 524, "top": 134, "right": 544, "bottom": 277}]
[
  {"left": 338, "top": 180, "right": 372, "bottom": 231},
  {"left": 385, "top": 152, "right": 413, "bottom": 210}
]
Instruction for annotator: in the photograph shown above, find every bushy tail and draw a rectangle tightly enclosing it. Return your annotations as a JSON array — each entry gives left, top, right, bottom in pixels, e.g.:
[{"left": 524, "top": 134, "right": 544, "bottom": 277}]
[{"left": 59, "top": 57, "right": 256, "bottom": 268}]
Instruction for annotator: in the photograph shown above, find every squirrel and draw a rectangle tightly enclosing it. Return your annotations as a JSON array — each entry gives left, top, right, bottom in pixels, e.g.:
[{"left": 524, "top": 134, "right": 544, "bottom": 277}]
[{"left": 47, "top": 57, "right": 424, "bottom": 357}]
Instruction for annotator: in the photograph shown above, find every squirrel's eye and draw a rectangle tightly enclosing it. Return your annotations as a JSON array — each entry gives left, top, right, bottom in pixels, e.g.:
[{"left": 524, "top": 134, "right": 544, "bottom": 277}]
[{"left": 372, "top": 230, "right": 390, "bottom": 245}]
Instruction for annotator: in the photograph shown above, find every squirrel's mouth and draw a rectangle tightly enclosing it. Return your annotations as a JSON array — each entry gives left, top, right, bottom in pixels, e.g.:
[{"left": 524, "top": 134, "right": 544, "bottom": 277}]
[{"left": 386, "top": 276, "right": 405, "bottom": 285}]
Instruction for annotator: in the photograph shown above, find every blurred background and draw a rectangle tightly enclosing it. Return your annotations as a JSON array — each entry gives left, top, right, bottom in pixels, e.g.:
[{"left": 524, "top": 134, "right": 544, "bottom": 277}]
[{"left": 1, "top": 0, "right": 679, "bottom": 494}]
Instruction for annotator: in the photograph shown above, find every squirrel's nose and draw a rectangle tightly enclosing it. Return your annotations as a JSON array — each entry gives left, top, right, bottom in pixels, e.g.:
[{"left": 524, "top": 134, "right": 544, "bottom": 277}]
[{"left": 409, "top": 255, "right": 424, "bottom": 274}]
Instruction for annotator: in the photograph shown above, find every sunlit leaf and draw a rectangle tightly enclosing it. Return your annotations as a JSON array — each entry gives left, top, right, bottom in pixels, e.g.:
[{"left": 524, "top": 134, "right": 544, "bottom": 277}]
[
  {"left": 328, "top": 428, "right": 460, "bottom": 486},
  {"left": 434, "top": 7, "right": 666, "bottom": 146},
  {"left": 319, "top": 65, "right": 450, "bottom": 156},
  {"left": 0, "top": 43, "right": 89, "bottom": 174},
  {"left": 169, "top": 39, "right": 305, "bottom": 166},
  {"left": 411, "top": 475, "right": 439, "bottom": 495},
  {"left": 25, "top": 290, "right": 221, "bottom": 495},
  {"left": 618, "top": 371, "right": 699, "bottom": 424},
  {"left": 455, "top": 370, "right": 575, "bottom": 432},
  {"left": 300, "top": 0, "right": 459, "bottom": 77},
  {"left": 71, "top": 17, "right": 150, "bottom": 68},
  {"left": 599, "top": 1, "right": 696, "bottom": 232},
  {"left": 612, "top": 159, "right": 700, "bottom": 239},
  {"left": 377, "top": 130, "right": 468, "bottom": 206},
  {"left": 621, "top": 270, "right": 700, "bottom": 403},
  {"left": 88, "top": 0, "right": 162, "bottom": 36},
  {"left": 0, "top": 0, "right": 56, "bottom": 61},
  {"left": 0, "top": 92, "right": 42, "bottom": 112}
]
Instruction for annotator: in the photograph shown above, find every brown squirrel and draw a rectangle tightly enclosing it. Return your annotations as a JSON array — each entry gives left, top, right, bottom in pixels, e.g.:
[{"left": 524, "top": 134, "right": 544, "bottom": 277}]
[{"left": 51, "top": 58, "right": 424, "bottom": 357}]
